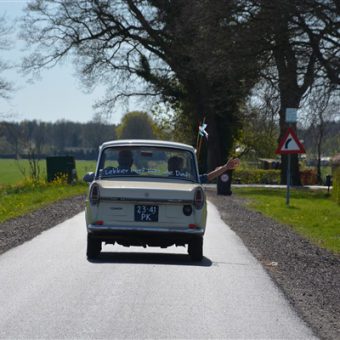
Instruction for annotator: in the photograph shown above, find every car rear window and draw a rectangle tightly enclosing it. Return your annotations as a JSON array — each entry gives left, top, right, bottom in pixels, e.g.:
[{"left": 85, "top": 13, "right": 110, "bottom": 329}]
[{"left": 97, "top": 146, "right": 198, "bottom": 182}]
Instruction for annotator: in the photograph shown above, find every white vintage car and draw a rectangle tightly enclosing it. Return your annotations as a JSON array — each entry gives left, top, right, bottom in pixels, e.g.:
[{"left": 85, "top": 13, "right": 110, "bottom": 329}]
[{"left": 84, "top": 140, "right": 207, "bottom": 261}]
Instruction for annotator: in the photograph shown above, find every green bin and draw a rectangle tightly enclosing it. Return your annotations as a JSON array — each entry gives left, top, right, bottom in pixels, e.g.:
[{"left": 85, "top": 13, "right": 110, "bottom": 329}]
[{"left": 46, "top": 156, "right": 77, "bottom": 183}]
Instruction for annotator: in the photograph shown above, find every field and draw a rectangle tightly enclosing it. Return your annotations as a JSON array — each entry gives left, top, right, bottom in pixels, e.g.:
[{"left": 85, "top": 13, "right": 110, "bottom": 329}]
[
  {"left": 0, "top": 159, "right": 96, "bottom": 185},
  {"left": 0, "top": 158, "right": 94, "bottom": 222},
  {"left": 234, "top": 187, "right": 340, "bottom": 254}
]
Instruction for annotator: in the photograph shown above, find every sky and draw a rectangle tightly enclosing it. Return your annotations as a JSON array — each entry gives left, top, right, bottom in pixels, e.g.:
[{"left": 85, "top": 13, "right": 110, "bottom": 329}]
[{"left": 0, "top": 0, "right": 130, "bottom": 124}]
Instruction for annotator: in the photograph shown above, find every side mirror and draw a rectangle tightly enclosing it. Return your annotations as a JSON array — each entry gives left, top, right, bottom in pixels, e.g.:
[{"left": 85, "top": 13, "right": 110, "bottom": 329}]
[{"left": 83, "top": 172, "right": 94, "bottom": 183}]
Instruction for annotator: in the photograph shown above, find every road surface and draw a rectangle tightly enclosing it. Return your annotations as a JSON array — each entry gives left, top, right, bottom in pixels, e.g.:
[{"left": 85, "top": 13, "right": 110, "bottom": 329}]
[{"left": 0, "top": 202, "right": 316, "bottom": 339}]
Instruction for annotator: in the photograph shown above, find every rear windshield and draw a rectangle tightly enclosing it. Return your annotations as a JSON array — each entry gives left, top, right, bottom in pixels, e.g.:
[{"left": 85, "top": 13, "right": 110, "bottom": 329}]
[{"left": 97, "top": 146, "right": 198, "bottom": 182}]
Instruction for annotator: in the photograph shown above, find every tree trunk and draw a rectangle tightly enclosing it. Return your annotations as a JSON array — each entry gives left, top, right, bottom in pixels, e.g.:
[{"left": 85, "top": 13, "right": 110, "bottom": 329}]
[
  {"left": 316, "top": 121, "right": 324, "bottom": 184},
  {"left": 206, "top": 113, "right": 222, "bottom": 171}
]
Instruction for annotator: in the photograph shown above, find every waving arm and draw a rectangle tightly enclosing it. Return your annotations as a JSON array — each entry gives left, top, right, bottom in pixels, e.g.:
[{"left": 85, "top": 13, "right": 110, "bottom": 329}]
[{"left": 206, "top": 158, "right": 240, "bottom": 181}]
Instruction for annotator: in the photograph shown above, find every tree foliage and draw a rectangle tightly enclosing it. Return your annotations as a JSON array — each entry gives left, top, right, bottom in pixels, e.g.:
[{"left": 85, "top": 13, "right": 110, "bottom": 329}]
[
  {"left": 20, "top": 0, "right": 339, "bottom": 176},
  {"left": 0, "top": 119, "right": 116, "bottom": 158},
  {"left": 0, "top": 15, "right": 12, "bottom": 102},
  {"left": 116, "top": 111, "right": 157, "bottom": 140},
  {"left": 21, "top": 0, "right": 264, "bottom": 169},
  {"left": 240, "top": 0, "right": 339, "bottom": 184}
]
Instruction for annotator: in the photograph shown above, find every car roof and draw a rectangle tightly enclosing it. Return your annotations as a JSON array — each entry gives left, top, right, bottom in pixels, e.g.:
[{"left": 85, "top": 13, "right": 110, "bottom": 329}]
[{"left": 100, "top": 140, "right": 196, "bottom": 153}]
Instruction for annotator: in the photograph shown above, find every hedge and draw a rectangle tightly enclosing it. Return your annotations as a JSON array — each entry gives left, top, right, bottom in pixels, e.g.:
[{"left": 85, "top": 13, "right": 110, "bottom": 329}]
[
  {"left": 233, "top": 169, "right": 280, "bottom": 184},
  {"left": 332, "top": 167, "right": 340, "bottom": 205}
]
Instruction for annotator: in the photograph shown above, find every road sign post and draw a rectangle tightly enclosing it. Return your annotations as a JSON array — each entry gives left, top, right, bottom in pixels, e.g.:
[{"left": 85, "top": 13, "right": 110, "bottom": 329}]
[
  {"left": 286, "top": 154, "right": 291, "bottom": 205},
  {"left": 275, "top": 127, "right": 305, "bottom": 206}
]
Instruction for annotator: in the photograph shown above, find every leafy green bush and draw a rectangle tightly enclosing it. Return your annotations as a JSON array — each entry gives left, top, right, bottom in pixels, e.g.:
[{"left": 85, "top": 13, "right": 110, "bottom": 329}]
[
  {"left": 332, "top": 167, "right": 340, "bottom": 205},
  {"left": 233, "top": 169, "right": 280, "bottom": 184}
]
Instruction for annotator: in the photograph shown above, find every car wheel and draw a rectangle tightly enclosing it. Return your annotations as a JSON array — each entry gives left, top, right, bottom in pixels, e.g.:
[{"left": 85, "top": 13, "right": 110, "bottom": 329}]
[
  {"left": 87, "top": 234, "right": 101, "bottom": 259},
  {"left": 188, "top": 237, "right": 203, "bottom": 261}
]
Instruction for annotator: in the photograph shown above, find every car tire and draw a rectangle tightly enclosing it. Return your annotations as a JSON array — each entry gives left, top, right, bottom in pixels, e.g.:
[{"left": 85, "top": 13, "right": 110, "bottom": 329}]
[
  {"left": 188, "top": 237, "right": 203, "bottom": 261},
  {"left": 87, "top": 234, "right": 101, "bottom": 259}
]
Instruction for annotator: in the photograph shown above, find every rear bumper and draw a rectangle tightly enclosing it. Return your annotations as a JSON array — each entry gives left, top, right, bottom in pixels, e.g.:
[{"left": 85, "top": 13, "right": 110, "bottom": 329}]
[{"left": 87, "top": 224, "right": 204, "bottom": 247}]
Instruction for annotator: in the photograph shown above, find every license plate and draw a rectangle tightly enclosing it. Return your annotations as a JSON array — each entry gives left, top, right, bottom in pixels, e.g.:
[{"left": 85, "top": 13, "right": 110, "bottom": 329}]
[{"left": 135, "top": 205, "right": 159, "bottom": 222}]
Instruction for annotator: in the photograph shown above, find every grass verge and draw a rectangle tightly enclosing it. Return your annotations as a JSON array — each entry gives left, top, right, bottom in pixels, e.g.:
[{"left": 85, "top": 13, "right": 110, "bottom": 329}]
[
  {"left": 0, "top": 180, "right": 87, "bottom": 223},
  {"left": 234, "top": 187, "right": 340, "bottom": 255}
]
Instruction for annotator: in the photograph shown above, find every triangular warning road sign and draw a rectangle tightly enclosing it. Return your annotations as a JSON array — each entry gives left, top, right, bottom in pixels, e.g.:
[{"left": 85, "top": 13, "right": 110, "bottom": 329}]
[{"left": 275, "top": 127, "right": 305, "bottom": 154}]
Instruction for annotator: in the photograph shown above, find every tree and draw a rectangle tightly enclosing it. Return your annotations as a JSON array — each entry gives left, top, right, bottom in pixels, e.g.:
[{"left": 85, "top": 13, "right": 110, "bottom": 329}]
[
  {"left": 0, "top": 15, "right": 13, "bottom": 106},
  {"left": 20, "top": 121, "right": 42, "bottom": 181},
  {"left": 243, "top": 0, "right": 339, "bottom": 184},
  {"left": 82, "top": 114, "right": 116, "bottom": 149},
  {"left": 21, "top": 0, "right": 262, "bottom": 170},
  {"left": 296, "top": 0, "right": 339, "bottom": 85},
  {"left": 301, "top": 86, "right": 340, "bottom": 183},
  {"left": 116, "top": 111, "right": 156, "bottom": 140},
  {"left": 236, "top": 83, "right": 280, "bottom": 159},
  {"left": 21, "top": 0, "right": 338, "bottom": 176},
  {"left": 1, "top": 120, "right": 42, "bottom": 181},
  {"left": 0, "top": 121, "right": 21, "bottom": 157},
  {"left": 249, "top": 1, "right": 314, "bottom": 184}
]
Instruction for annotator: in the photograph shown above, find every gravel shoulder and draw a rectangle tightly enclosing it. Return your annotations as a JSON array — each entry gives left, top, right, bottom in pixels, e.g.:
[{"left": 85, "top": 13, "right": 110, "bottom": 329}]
[
  {"left": 0, "top": 192, "right": 339, "bottom": 339},
  {"left": 0, "top": 195, "right": 85, "bottom": 256}
]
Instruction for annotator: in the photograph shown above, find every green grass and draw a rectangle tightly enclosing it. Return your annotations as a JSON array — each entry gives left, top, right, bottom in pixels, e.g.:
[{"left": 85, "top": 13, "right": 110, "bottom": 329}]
[
  {"left": 0, "top": 180, "right": 87, "bottom": 223},
  {"left": 234, "top": 187, "right": 340, "bottom": 254},
  {"left": 0, "top": 159, "right": 37, "bottom": 185},
  {"left": 0, "top": 158, "right": 94, "bottom": 223},
  {"left": 76, "top": 160, "right": 97, "bottom": 177},
  {"left": 0, "top": 159, "right": 96, "bottom": 186}
]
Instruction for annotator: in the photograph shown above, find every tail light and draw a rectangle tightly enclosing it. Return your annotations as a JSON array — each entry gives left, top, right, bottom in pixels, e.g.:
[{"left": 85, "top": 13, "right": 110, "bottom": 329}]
[
  {"left": 90, "top": 183, "right": 100, "bottom": 205},
  {"left": 193, "top": 187, "right": 205, "bottom": 210}
]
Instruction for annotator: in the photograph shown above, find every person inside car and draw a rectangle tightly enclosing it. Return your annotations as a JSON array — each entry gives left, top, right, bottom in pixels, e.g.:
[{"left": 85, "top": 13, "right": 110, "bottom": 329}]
[
  {"left": 117, "top": 149, "right": 133, "bottom": 170},
  {"left": 115, "top": 149, "right": 139, "bottom": 175},
  {"left": 168, "top": 156, "right": 184, "bottom": 177},
  {"left": 101, "top": 149, "right": 137, "bottom": 176}
]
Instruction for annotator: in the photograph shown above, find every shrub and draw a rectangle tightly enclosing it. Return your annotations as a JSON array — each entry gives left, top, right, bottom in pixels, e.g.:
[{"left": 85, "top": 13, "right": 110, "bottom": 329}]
[
  {"left": 233, "top": 169, "right": 280, "bottom": 184},
  {"left": 332, "top": 168, "right": 340, "bottom": 205}
]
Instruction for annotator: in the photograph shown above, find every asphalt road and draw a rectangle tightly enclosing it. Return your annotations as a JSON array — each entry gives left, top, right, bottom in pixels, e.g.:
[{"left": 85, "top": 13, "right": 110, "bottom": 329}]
[{"left": 0, "top": 202, "right": 316, "bottom": 339}]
